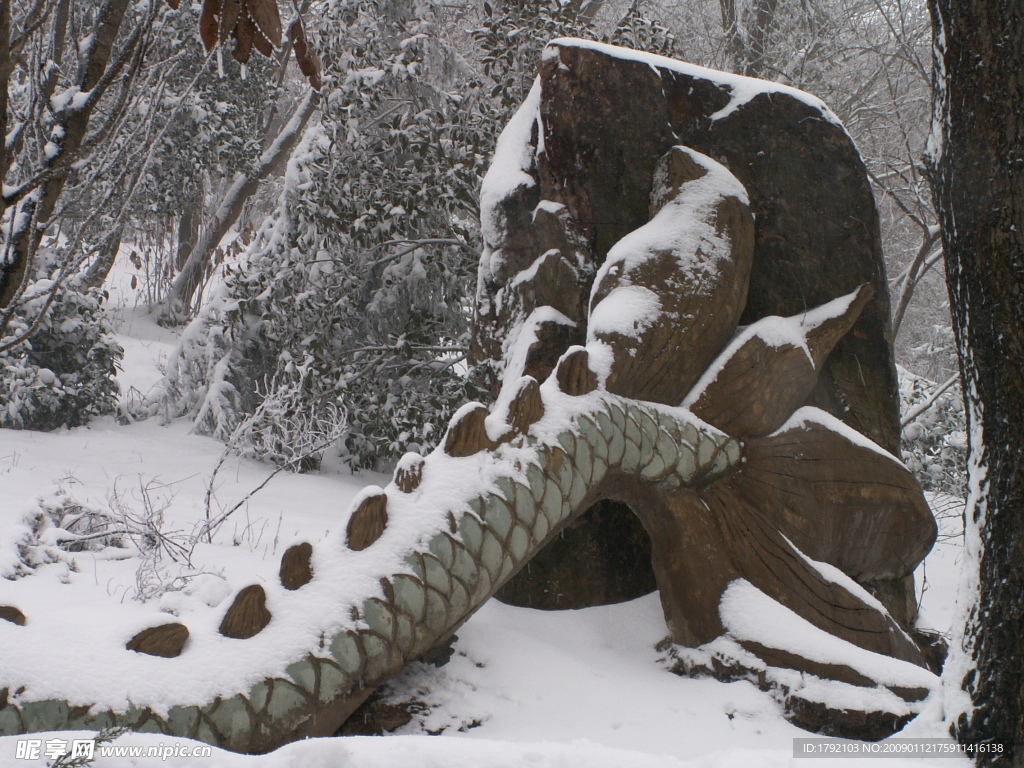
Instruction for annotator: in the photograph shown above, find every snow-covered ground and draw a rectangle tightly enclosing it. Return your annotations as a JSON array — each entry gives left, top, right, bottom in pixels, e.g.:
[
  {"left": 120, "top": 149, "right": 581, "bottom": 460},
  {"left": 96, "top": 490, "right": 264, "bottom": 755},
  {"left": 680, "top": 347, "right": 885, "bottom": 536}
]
[{"left": 0, "top": 295, "right": 969, "bottom": 767}]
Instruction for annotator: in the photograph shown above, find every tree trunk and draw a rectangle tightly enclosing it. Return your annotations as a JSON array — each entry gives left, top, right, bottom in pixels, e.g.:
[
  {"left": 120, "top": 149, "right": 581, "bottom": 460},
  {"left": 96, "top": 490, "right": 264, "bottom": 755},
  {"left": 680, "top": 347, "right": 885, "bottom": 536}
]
[
  {"left": 0, "top": 2, "right": 12, "bottom": 205},
  {"left": 175, "top": 202, "right": 200, "bottom": 271},
  {"left": 83, "top": 228, "right": 123, "bottom": 289},
  {"left": 928, "top": 2, "right": 1024, "bottom": 763},
  {"left": 1, "top": 0, "right": 133, "bottom": 309},
  {"left": 719, "top": 0, "right": 779, "bottom": 78},
  {"left": 164, "top": 91, "right": 316, "bottom": 319}
]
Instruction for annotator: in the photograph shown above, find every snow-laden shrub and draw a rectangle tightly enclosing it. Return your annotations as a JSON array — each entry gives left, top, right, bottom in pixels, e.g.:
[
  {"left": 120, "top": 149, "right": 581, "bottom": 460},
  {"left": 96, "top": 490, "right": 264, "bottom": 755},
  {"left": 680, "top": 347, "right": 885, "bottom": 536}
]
[
  {"left": 10, "top": 488, "right": 125, "bottom": 577},
  {"left": 10, "top": 483, "right": 209, "bottom": 603},
  {"left": 0, "top": 278, "right": 123, "bottom": 431},
  {"left": 899, "top": 366, "right": 967, "bottom": 496},
  {"left": 164, "top": 4, "right": 484, "bottom": 471}
]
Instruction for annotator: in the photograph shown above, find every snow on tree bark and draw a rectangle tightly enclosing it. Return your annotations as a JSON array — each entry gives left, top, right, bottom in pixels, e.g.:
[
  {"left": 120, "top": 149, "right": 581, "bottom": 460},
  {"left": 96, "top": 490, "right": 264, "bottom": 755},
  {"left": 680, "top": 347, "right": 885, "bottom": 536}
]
[{"left": 927, "top": 1, "right": 1024, "bottom": 763}]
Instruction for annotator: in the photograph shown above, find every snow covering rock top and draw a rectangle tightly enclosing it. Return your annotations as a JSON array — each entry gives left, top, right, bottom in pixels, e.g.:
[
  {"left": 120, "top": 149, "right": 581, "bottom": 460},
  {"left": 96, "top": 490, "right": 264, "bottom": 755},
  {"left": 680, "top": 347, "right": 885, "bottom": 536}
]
[
  {"left": 479, "top": 79, "right": 542, "bottom": 251},
  {"left": 545, "top": 37, "right": 842, "bottom": 127}
]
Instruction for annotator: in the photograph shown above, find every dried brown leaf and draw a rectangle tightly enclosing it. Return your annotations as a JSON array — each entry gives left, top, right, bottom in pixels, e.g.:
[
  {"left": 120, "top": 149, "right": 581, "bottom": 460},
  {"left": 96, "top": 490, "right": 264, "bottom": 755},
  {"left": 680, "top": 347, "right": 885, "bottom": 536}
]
[
  {"left": 220, "top": 0, "right": 240, "bottom": 43},
  {"left": 246, "top": 0, "right": 282, "bottom": 48},
  {"left": 289, "top": 19, "right": 322, "bottom": 90},
  {"left": 199, "top": 0, "right": 221, "bottom": 52},
  {"left": 305, "top": 51, "right": 323, "bottom": 90},
  {"left": 232, "top": 13, "right": 255, "bottom": 64},
  {"left": 252, "top": 25, "right": 273, "bottom": 57},
  {"left": 289, "top": 19, "right": 307, "bottom": 58}
]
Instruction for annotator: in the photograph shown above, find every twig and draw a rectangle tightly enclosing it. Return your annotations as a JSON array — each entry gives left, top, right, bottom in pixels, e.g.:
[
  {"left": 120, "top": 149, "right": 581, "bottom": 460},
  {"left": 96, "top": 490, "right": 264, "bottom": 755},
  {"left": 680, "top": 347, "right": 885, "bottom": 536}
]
[{"left": 901, "top": 373, "right": 960, "bottom": 429}]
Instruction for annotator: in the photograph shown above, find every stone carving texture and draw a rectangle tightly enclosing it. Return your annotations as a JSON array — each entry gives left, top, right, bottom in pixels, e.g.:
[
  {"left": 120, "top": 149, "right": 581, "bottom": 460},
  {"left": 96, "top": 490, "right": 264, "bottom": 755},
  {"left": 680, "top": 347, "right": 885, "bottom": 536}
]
[
  {"left": 0, "top": 392, "right": 744, "bottom": 752},
  {"left": 479, "top": 39, "right": 916, "bottom": 621},
  {"left": 126, "top": 623, "right": 190, "bottom": 658}
]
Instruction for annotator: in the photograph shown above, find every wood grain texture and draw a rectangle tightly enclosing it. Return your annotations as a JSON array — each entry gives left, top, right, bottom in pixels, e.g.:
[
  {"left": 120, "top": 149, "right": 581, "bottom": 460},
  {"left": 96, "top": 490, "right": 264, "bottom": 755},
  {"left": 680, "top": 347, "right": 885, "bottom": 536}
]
[
  {"left": 803, "top": 284, "right": 875, "bottom": 365},
  {"left": 507, "top": 377, "right": 544, "bottom": 435},
  {"left": 443, "top": 403, "right": 494, "bottom": 457},
  {"left": 0, "top": 606, "right": 26, "bottom": 626},
  {"left": 279, "top": 542, "right": 314, "bottom": 591},
  {"left": 555, "top": 348, "right": 598, "bottom": 396},
  {"left": 630, "top": 488, "right": 738, "bottom": 646},
  {"left": 394, "top": 455, "right": 424, "bottom": 493},
  {"left": 702, "top": 484, "right": 924, "bottom": 665},
  {"left": 592, "top": 152, "right": 754, "bottom": 406},
  {"left": 689, "top": 333, "right": 819, "bottom": 436},
  {"left": 346, "top": 493, "right": 388, "bottom": 551},
  {"left": 689, "top": 285, "right": 874, "bottom": 436},
  {"left": 739, "top": 640, "right": 877, "bottom": 688},
  {"left": 730, "top": 415, "right": 936, "bottom": 581},
  {"left": 218, "top": 585, "right": 272, "bottom": 639},
  {"left": 127, "top": 623, "right": 190, "bottom": 658}
]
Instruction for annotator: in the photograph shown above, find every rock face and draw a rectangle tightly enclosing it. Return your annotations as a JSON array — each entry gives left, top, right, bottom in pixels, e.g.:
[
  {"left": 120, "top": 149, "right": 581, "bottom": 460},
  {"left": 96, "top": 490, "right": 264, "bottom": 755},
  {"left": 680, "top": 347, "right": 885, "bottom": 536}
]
[
  {"left": 475, "top": 40, "right": 911, "bottom": 623},
  {"left": 476, "top": 38, "right": 899, "bottom": 450}
]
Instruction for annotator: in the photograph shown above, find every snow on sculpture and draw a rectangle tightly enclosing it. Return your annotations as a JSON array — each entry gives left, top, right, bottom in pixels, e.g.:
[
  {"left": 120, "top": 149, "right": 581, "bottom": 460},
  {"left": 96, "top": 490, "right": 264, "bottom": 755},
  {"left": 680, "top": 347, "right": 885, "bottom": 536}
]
[{"left": 0, "top": 40, "right": 937, "bottom": 752}]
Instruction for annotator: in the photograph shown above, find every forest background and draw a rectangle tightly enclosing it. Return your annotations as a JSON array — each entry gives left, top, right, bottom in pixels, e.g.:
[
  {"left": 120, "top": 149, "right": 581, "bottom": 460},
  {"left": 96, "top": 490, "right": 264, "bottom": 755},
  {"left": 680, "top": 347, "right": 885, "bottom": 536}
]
[{"left": 0, "top": 0, "right": 966, "bottom": 502}]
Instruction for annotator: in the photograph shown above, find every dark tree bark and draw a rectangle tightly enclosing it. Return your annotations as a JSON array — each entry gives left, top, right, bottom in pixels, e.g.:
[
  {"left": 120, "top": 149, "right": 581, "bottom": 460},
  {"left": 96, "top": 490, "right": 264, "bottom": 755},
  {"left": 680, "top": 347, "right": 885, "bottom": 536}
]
[
  {"left": 83, "top": 228, "right": 123, "bottom": 289},
  {"left": 163, "top": 91, "right": 316, "bottom": 319},
  {"left": 928, "top": 2, "right": 1024, "bottom": 763},
  {"left": 175, "top": 203, "right": 200, "bottom": 271},
  {"left": 1, "top": 0, "right": 133, "bottom": 306}
]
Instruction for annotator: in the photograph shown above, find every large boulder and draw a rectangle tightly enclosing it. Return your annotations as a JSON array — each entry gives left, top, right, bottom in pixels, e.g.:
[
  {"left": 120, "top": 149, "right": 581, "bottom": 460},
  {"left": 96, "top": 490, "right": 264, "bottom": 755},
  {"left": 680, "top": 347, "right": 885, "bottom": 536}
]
[{"left": 475, "top": 39, "right": 909, "bottom": 620}]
